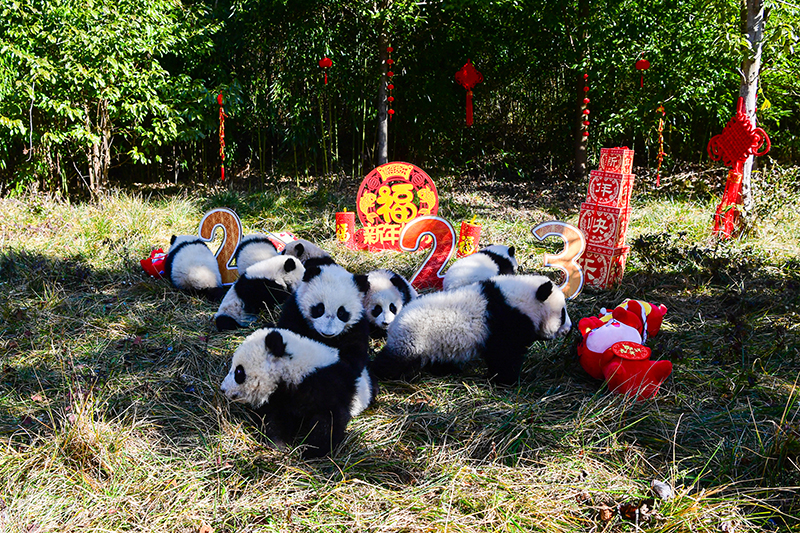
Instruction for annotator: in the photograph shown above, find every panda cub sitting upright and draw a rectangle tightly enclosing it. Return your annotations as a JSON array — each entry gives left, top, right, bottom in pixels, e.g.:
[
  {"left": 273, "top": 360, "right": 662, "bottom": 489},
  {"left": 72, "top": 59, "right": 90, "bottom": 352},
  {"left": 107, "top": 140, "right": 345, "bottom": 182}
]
[
  {"left": 442, "top": 244, "right": 518, "bottom": 291},
  {"left": 363, "top": 269, "right": 418, "bottom": 338},
  {"left": 277, "top": 257, "right": 377, "bottom": 407},
  {"left": 220, "top": 328, "right": 368, "bottom": 458},
  {"left": 371, "top": 275, "right": 571, "bottom": 385},
  {"left": 163, "top": 235, "right": 226, "bottom": 300},
  {"left": 234, "top": 233, "right": 278, "bottom": 275},
  {"left": 214, "top": 255, "right": 305, "bottom": 331}
]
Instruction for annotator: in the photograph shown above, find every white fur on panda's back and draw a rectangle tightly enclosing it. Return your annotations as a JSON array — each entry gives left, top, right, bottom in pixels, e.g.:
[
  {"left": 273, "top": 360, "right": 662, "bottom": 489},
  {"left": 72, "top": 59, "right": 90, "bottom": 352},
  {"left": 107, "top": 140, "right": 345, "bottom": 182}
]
[
  {"left": 491, "top": 274, "right": 571, "bottom": 339},
  {"left": 245, "top": 255, "right": 305, "bottom": 289},
  {"left": 220, "top": 328, "right": 340, "bottom": 407},
  {"left": 236, "top": 234, "right": 278, "bottom": 275},
  {"left": 168, "top": 236, "right": 221, "bottom": 290},
  {"left": 443, "top": 245, "right": 517, "bottom": 291},
  {"left": 385, "top": 284, "right": 489, "bottom": 366},
  {"left": 282, "top": 239, "right": 330, "bottom": 264}
]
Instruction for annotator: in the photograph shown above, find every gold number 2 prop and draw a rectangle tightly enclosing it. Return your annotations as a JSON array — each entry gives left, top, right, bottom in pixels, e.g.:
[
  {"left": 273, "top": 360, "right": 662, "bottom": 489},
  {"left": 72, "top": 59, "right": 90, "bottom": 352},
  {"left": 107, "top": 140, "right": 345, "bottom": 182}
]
[
  {"left": 199, "top": 208, "right": 242, "bottom": 285},
  {"left": 531, "top": 221, "right": 585, "bottom": 300}
]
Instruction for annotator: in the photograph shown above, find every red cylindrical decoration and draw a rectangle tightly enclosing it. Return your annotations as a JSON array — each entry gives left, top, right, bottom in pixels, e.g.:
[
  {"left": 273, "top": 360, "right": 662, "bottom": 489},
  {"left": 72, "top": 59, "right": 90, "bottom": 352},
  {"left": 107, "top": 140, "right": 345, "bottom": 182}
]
[
  {"left": 456, "top": 220, "right": 482, "bottom": 258},
  {"left": 455, "top": 59, "right": 483, "bottom": 127},
  {"left": 583, "top": 109, "right": 590, "bottom": 115},
  {"left": 335, "top": 210, "right": 356, "bottom": 249}
]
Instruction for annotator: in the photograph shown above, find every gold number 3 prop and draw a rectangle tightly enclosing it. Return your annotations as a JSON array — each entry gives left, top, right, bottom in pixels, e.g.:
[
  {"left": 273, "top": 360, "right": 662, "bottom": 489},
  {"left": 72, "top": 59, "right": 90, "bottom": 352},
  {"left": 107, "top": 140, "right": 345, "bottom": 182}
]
[
  {"left": 199, "top": 208, "right": 243, "bottom": 285},
  {"left": 531, "top": 221, "right": 585, "bottom": 300}
]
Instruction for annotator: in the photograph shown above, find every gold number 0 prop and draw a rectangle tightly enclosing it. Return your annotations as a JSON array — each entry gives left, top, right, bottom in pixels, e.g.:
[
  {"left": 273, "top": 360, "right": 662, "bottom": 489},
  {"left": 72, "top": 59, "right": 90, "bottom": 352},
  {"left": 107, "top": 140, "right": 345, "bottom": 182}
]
[
  {"left": 199, "top": 207, "right": 242, "bottom": 285},
  {"left": 531, "top": 221, "right": 585, "bottom": 300}
]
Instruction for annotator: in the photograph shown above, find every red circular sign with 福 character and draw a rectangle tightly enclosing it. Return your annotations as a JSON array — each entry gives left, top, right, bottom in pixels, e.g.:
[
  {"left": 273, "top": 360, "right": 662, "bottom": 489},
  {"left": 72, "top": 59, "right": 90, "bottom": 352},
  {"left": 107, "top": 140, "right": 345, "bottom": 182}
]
[{"left": 355, "top": 162, "right": 439, "bottom": 251}]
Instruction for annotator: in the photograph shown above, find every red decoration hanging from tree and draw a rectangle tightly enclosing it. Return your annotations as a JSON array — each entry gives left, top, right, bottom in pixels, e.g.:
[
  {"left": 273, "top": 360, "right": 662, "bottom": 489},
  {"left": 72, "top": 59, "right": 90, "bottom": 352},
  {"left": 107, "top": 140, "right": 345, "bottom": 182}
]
[
  {"left": 655, "top": 105, "right": 666, "bottom": 186},
  {"left": 635, "top": 58, "right": 650, "bottom": 88},
  {"left": 387, "top": 46, "right": 395, "bottom": 120},
  {"left": 455, "top": 59, "right": 483, "bottom": 127},
  {"left": 318, "top": 57, "right": 332, "bottom": 84},
  {"left": 582, "top": 72, "right": 590, "bottom": 137},
  {"left": 706, "top": 97, "right": 770, "bottom": 238},
  {"left": 217, "top": 93, "right": 227, "bottom": 181}
]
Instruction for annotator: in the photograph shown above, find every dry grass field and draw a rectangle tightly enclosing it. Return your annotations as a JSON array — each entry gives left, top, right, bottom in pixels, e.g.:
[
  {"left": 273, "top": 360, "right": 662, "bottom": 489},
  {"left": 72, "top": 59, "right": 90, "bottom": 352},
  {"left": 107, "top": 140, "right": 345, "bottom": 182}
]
[{"left": 1, "top": 165, "right": 798, "bottom": 532}]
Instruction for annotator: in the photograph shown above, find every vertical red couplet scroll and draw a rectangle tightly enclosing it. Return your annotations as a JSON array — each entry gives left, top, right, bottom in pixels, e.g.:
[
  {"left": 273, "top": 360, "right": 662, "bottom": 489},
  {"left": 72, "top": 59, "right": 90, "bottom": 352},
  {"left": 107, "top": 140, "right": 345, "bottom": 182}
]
[
  {"left": 532, "top": 221, "right": 586, "bottom": 300},
  {"left": 400, "top": 216, "right": 456, "bottom": 292}
]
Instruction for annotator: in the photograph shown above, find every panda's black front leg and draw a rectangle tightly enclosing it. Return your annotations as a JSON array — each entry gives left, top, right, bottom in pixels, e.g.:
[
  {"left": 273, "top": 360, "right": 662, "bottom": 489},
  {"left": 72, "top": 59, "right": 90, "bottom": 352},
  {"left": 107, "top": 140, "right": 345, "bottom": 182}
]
[
  {"left": 298, "top": 409, "right": 349, "bottom": 459},
  {"left": 481, "top": 334, "right": 527, "bottom": 386},
  {"left": 371, "top": 346, "right": 422, "bottom": 381}
]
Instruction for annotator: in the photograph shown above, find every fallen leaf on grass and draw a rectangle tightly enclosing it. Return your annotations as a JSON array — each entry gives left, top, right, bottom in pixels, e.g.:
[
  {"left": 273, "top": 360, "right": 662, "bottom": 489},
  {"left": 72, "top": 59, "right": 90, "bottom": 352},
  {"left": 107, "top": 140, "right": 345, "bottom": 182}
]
[
  {"left": 198, "top": 523, "right": 213, "bottom": 533},
  {"left": 598, "top": 503, "right": 614, "bottom": 521}
]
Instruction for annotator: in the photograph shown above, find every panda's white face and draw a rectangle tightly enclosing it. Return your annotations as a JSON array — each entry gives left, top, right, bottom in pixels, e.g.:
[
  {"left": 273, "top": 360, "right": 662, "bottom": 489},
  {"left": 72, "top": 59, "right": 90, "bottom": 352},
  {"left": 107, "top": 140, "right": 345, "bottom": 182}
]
[
  {"left": 492, "top": 275, "right": 572, "bottom": 339},
  {"left": 365, "top": 270, "right": 415, "bottom": 330},
  {"left": 220, "top": 328, "right": 339, "bottom": 407},
  {"left": 296, "top": 265, "right": 366, "bottom": 338}
]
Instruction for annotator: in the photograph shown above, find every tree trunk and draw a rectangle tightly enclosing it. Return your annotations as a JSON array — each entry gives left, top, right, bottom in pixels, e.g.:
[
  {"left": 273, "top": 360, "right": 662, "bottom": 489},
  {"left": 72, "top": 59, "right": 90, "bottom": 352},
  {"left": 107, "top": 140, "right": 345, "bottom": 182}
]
[
  {"left": 739, "top": 0, "right": 765, "bottom": 221},
  {"left": 572, "top": 0, "right": 590, "bottom": 180},
  {"left": 377, "top": 31, "right": 389, "bottom": 166}
]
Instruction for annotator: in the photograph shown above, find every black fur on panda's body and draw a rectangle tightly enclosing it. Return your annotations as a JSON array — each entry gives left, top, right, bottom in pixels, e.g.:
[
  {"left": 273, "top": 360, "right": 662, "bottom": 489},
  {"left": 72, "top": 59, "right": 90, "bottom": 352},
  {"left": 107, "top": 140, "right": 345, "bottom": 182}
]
[
  {"left": 277, "top": 257, "right": 371, "bottom": 375},
  {"left": 220, "top": 328, "right": 365, "bottom": 458},
  {"left": 371, "top": 275, "right": 572, "bottom": 385},
  {"left": 215, "top": 255, "right": 305, "bottom": 331},
  {"left": 163, "top": 235, "right": 227, "bottom": 301}
]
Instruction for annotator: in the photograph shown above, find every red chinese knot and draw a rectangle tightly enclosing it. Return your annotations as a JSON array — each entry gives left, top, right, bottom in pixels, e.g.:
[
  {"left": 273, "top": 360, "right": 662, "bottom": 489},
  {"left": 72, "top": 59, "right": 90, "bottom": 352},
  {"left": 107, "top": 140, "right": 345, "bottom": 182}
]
[{"left": 319, "top": 57, "right": 332, "bottom": 84}]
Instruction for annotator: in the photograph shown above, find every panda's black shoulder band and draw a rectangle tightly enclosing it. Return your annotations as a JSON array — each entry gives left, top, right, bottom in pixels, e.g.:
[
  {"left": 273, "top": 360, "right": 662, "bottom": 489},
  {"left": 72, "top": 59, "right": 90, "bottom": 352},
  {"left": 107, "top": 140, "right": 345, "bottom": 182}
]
[
  {"left": 481, "top": 250, "right": 515, "bottom": 275},
  {"left": 302, "top": 256, "right": 336, "bottom": 282}
]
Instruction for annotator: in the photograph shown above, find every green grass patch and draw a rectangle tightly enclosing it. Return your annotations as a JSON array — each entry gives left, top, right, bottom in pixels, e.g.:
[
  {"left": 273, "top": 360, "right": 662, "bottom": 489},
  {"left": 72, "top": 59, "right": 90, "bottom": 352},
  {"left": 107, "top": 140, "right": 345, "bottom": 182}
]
[{"left": 1, "top": 170, "right": 798, "bottom": 532}]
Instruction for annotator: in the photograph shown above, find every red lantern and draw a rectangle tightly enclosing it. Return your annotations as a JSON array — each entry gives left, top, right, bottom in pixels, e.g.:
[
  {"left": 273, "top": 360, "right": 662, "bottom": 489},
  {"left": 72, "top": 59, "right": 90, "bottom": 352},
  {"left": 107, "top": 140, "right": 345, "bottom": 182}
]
[
  {"left": 635, "top": 58, "right": 650, "bottom": 88},
  {"left": 386, "top": 46, "right": 396, "bottom": 120},
  {"left": 319, "top": 57, "right": 332, "bottom": 84},
  {"left": 455, "top": 59, "right": 483, "bottom": 127}
]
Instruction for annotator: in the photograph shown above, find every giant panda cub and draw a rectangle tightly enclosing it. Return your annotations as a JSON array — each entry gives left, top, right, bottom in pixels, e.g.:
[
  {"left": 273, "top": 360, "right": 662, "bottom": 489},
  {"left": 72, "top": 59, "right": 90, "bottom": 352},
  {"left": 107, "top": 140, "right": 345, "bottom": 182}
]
[
  {"left": 442, "top": 244, "right": 518, "bottom": 291},
  {"left": 214, "top": 255, "right": 305, "bottom": 331},
  {"left": 282, "top": 239, "right": 330, "bottom": 265},
  {"left": 220, "top": 327, "right": 371, "bottom": 458},
  {"left": 363, "top": 269, "right": 418, "bottom": 338},
  {"left": 371, "top": 275, "right": 572, "bottom": 385},
  {"left": 235, "top": 233, "right": 278, "bottom": 276},
  {"left": 277, "top": 257, "right": 371, "bottom": 374},
  {"left": 163, "top": 235, "right": 226, "bottom": 300}
]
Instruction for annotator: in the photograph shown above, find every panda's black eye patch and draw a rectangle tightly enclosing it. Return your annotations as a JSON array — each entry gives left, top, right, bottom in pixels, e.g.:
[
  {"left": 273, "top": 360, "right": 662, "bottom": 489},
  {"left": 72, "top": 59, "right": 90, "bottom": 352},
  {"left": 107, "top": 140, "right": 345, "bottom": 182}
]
[
  {"left": 371, "top": 305, "right": 382, "bottom": 317},
  {"left": 234, "top": 365, "right": 246, "bottom": 384},
  {"left": 310, "top": 303, "right": 325, "bottom": 318},
  {"left": 389, "top": 303, "right": 397, "bottom": 314},
  {"left": 337, "top": 306, "right": 350, "bottom": 322}
]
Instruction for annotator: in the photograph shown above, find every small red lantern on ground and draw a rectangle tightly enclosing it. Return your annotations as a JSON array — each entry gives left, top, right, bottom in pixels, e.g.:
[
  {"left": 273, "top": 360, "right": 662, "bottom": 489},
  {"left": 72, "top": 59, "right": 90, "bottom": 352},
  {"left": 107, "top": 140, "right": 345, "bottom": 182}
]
[
  {"left": 635, "top": 58, "right": 650, "bottom": 88},
  {"left": 455, "top": 59, "right": 483, "bottom": 127},
  {"left": 319, "top": 57, "right": 332, "bottom": 84}
]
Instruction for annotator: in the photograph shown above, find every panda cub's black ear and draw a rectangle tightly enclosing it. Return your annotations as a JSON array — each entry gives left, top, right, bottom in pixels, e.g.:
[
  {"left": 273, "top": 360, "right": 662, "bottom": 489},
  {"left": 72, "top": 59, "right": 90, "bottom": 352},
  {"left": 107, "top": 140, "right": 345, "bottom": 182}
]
[
  {"left": 265, "top": 330, "right": 287, "bottom": 358},
  {"left": 170, "top": 235, "right": 177, "bottom": 245},
  {"left": 284, "top": 258, "right": 296, "bottom": 272},
  {"left": 390, "top": 274, "right": 412, "bottom": 304},
  {"left": 508, "top": 246, "right": 515, "bottom": 258},
  {"left": 354, "top": 274, "right": 370, "bottom": 295},
  {"left": 535, "top": 280, "right": 554, "bottom": 302}
]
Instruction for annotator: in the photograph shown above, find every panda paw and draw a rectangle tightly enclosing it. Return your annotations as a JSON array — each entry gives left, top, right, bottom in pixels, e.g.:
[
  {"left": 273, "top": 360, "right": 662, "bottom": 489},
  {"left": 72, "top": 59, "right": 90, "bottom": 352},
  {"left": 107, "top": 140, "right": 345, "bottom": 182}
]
[{"left": 215, "top": 314, "right": 241, "bottom": 332}]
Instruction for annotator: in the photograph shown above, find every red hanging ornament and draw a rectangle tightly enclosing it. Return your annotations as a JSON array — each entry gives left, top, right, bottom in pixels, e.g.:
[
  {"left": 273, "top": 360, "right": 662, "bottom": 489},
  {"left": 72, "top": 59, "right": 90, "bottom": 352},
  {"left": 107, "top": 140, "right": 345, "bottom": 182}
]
[
  {"left": 217, "top": 92, "right": 227, "bottom": 181},
  {"left": 707, "top": 97, "right": 770, "bottom": 238},
  {"left": 635, "top": 58, "right": 650, "bottom": 88},
  {"left": 318, "top": 57, "right": 332, "bottom": 84},
  {"left": 655, "top": 105, "right": 666, "bottom": 187},
  {"left": 455, "top": 59, "right": 483, "bottom": 127},
  {"left": 386, "top": 46, "right": 396, "bottom": 121},
  {"left": 582, "top": 73, "right": 590, "bottom": 139}
]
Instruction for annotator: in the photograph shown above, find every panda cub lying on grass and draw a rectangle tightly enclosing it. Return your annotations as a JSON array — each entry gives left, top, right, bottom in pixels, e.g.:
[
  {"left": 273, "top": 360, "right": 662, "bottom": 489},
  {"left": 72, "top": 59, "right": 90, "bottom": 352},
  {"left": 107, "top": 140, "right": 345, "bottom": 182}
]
[
  {"left": 163, "top": 235, "right": 227, "bottom": 300},
  {"left": 220, "top": 327, "right": 372, "bottom": 458},
  {"left": 442, "top": 244, "right": 518, "bottom": 291},
  {"left": 371, "top": 275, "right": 572, "bottom": 385}
]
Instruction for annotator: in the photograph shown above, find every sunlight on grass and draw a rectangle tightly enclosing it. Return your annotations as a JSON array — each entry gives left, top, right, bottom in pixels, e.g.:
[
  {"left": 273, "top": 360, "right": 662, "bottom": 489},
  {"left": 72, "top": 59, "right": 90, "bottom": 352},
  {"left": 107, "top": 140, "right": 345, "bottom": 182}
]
[{"left": 1, "top": 175, "right": 798, "bottom": 532}]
